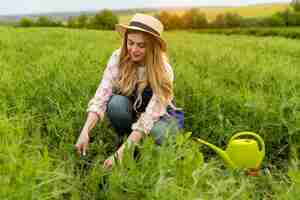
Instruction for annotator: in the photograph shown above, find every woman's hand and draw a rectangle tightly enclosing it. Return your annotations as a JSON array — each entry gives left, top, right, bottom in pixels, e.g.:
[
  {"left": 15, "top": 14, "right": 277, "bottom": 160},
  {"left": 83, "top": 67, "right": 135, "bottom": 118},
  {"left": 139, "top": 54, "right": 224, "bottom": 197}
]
[
  {"left": 75, "top": 131, "right": 90, "bottom": 156},
  {"left": 102, "top": 131, "right": 143, "bottom": 169},
  {"left": 103, "top": 149, "right": 124, "bottom": 169},
  {"left": 103, "top": 155, "right": 115, "bottom": 169},
  {"left": 75, "top": 112, "right": 100, "bottom": 156}
]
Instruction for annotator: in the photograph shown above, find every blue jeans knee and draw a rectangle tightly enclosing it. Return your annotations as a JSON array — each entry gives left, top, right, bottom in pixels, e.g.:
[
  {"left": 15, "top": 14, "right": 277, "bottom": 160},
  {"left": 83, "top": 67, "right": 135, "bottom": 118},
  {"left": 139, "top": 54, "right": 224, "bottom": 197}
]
[{"left": 107, "top": 95, "right": 133, "bottom": 136}]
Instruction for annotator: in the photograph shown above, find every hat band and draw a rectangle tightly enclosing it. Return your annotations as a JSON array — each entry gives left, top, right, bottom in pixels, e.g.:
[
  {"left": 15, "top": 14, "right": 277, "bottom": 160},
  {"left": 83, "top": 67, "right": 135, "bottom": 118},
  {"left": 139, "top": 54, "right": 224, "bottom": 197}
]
[{"left": 129, "top": 21, "right": 160, "bottom": 36}]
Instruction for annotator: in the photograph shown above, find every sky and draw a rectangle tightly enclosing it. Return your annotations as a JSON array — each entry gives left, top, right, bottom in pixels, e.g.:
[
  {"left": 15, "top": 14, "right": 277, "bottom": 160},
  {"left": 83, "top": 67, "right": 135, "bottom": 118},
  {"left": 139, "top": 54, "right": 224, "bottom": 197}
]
[{"left": 0, "top": 0, "right": 291, "bottom": 15}]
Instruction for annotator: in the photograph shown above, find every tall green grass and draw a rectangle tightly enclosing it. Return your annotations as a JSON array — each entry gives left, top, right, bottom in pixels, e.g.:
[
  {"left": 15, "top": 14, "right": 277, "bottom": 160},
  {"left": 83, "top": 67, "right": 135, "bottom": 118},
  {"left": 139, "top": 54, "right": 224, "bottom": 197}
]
[
  {"left": 1, "top": 27, "right": 300, "bottom": 199},
  {"left": 196, "top": 27, "right": 300, "bottom": 40}
]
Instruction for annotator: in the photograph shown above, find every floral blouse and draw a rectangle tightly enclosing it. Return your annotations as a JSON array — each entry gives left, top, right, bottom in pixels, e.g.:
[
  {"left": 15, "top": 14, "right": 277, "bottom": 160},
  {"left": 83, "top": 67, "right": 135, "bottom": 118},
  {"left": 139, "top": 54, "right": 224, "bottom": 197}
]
[{"left": 87, "top": 48, "right": 175, "bottom": 135}]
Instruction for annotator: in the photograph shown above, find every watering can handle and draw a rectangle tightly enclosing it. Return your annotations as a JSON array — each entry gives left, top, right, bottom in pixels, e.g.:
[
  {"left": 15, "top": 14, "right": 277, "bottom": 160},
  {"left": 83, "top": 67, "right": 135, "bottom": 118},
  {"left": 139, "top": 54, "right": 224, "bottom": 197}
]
[{"left": 229, "top": 132, "right": 265, "bottom": 155}]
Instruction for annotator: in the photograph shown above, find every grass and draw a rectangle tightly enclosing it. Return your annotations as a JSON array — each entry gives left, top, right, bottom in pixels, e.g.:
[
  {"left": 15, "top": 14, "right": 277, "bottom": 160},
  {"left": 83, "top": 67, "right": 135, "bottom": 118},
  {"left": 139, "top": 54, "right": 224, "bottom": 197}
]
[
  {"left": 196, "top": 27, "right": 300, "bottom": 40},
  {"left": 1, "top": 27, "right": 300, "bottom": 199}
]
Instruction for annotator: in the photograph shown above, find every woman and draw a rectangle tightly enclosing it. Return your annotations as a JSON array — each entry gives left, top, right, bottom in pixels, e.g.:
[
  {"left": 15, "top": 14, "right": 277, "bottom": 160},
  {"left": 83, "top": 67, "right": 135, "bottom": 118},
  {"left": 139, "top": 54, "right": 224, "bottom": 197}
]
[{"left": 75, "top": 13, "right": 183, "bottom": 169}]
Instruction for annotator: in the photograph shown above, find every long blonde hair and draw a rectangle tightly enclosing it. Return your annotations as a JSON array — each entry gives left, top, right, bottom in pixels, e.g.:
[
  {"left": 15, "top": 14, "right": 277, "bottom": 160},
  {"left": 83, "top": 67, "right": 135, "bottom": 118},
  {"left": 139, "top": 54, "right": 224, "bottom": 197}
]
[{"left": 117, "top": 29, "right": 173, "bottom": 110}]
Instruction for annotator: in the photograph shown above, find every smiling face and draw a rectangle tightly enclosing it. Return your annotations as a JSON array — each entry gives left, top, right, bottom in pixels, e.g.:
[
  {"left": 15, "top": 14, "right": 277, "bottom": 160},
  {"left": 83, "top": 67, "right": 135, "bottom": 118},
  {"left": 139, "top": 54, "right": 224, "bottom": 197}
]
[
  {"left": 126, "top": 32, "right": 147, "bottom": 63},
  {"left": 118, "top": 28, "right": 173, "bottom": 105}
]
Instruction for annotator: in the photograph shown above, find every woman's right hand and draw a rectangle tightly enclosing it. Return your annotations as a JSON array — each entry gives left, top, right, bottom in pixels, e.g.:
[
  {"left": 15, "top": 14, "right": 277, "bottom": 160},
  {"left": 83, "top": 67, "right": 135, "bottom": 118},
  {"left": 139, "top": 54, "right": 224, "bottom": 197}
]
[
  {"left": 75, "top": 112, "right": 100, "bottom": 156},
  {"left": 75, "top": 130, "right": 90, "bottom": 156}
]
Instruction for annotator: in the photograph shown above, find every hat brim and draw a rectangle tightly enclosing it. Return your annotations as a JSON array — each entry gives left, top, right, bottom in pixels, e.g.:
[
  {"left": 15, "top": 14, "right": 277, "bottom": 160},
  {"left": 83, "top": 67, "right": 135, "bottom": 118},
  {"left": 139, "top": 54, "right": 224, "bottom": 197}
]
[{"left": 115, "top": 24, "right": 167, "bottom": 51}]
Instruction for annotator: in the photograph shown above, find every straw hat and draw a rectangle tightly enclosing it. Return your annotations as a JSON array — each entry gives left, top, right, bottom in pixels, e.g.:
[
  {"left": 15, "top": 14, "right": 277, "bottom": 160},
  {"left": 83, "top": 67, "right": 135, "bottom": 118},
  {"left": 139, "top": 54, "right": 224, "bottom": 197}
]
[{"left": 115, "top": 13, "right": 167, "bottom": 51}]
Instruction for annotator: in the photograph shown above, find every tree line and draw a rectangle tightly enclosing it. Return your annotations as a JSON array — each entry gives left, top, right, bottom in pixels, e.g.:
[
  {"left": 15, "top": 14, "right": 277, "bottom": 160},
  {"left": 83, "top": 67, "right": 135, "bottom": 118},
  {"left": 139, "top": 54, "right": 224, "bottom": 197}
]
[
  {"left": 155, "top": 3, "right": 300, "bottom": 30},
  {"left": 19, "top": 9, "right": 118, "bottom": 30}
]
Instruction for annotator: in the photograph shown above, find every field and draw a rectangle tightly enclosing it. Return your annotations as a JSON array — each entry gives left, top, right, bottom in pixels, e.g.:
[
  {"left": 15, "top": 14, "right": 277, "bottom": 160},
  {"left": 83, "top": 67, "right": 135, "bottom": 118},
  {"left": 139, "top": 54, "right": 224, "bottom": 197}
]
[
  {"left": 118, "top": 3, "right": 289, "bottom": 23},
  {"left": 196, "top": 27, "right": 300, "bottom": 39},
  {"left": 1, "top": 27, "right": 300, "bottom": 199}
]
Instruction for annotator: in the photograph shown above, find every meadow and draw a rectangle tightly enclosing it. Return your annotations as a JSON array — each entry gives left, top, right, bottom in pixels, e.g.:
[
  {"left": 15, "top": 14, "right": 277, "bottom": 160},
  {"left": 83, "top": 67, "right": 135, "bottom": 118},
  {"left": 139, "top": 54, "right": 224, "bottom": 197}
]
[
  {"left": 1, "top": 26, "right": 300, "bottom": 199},
  {"left": 196, "top": 27, "right": 300, "bottom": 40}
]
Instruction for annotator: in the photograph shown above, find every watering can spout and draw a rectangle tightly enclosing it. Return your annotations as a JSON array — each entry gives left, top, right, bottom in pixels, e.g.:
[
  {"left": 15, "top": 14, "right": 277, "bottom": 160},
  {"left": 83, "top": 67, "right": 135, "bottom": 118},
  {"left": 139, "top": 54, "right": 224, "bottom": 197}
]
[{"left": 196, "top": 138, "right": 237, "bottom": 169}]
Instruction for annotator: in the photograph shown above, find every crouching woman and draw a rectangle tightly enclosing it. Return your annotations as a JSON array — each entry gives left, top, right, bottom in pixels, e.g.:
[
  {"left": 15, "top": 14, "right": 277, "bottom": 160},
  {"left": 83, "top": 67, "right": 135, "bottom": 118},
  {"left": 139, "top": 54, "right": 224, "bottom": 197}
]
[{"left": 75, "top": 13, "right": 183, "bottom": 169}]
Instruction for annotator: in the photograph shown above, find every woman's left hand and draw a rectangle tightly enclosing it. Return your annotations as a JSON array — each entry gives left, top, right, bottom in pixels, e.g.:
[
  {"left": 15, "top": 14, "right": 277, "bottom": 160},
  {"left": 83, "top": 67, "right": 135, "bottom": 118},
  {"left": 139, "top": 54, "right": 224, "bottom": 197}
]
[
  {"left": 102, "top": 131, "right": 142, "bottom": 169},
  {"left": 103, "top": 150, "right": 123, "bottom": 169},
  {"left": 103, "top": 156, "right": 115, "bottom": 169}
]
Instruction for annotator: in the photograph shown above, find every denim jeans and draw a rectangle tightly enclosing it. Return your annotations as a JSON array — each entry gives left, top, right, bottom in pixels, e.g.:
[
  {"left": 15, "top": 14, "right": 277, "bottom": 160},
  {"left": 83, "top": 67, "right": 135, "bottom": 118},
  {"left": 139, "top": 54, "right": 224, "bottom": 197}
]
[{"left": 106, "top": 94, "right": 180, "bottom": 145}]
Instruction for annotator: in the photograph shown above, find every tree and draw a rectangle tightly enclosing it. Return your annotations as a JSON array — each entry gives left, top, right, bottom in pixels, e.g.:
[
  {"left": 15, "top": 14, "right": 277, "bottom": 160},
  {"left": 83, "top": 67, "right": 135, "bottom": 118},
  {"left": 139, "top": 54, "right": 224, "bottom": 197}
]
[
  {"left": 168, "top": 14, "right": 184, "bottom": 29},
  {"left": 224, "top": 13, "right": 242, "bottom": 28},
  {"left": 156, "top": 11, "right": 175, "bottom": 30},
  {"left": 265, "top": 14, "right": 285, "bottom": 26},
  {"left": 19, "top": 17, "right": 33, "bottom": 27},
  {"left": 291, "top": 0, "right": 300, "bottom": 12},
  {"left": 91, "top": 9, "right": 118, "bottom": 30},
  {"left": 67, "top": 17, "right": 78, "bottom": 28},
  {"left": 275, "top": 8, "right": 300, "bottom": 26},
  {"left": 34, "top": 16, "right": 62, "bottom": 27},
  {"left": 182, "top": 9, "right": 208, "bottom": 29},
  {"left": 36, "top": 16, "right": 52, "bottom": 26},
  {"left": 213, "top": 13, "right": 226, "bottom": 28},
  {"left": 77, "top": 14, "right": 88, "bottom": 28}
]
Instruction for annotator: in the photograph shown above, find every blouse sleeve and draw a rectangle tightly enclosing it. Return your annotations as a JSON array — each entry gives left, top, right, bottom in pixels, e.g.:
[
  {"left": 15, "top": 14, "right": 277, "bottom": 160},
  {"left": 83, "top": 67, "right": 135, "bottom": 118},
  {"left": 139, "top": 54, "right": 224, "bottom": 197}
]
[
  {"left": 131, "top": 61, "right": 174, "bottom": 135},
  {"left": 86, "top": 49, "right": 120, "bottom": 119}
]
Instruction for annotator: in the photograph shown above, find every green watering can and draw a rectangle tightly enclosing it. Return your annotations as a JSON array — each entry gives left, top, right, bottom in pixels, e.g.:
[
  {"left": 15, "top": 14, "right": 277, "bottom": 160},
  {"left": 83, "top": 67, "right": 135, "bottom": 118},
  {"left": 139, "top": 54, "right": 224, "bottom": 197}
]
[{"left": 196, "top": 132, "right": 265, "bottom": 170}]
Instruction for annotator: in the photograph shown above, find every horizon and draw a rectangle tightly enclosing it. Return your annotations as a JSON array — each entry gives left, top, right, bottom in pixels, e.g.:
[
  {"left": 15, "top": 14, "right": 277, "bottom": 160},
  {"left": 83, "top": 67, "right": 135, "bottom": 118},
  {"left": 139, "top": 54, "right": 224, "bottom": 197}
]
[{"left": 0, "top": 0, "right": 291, "bottom": 16}]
